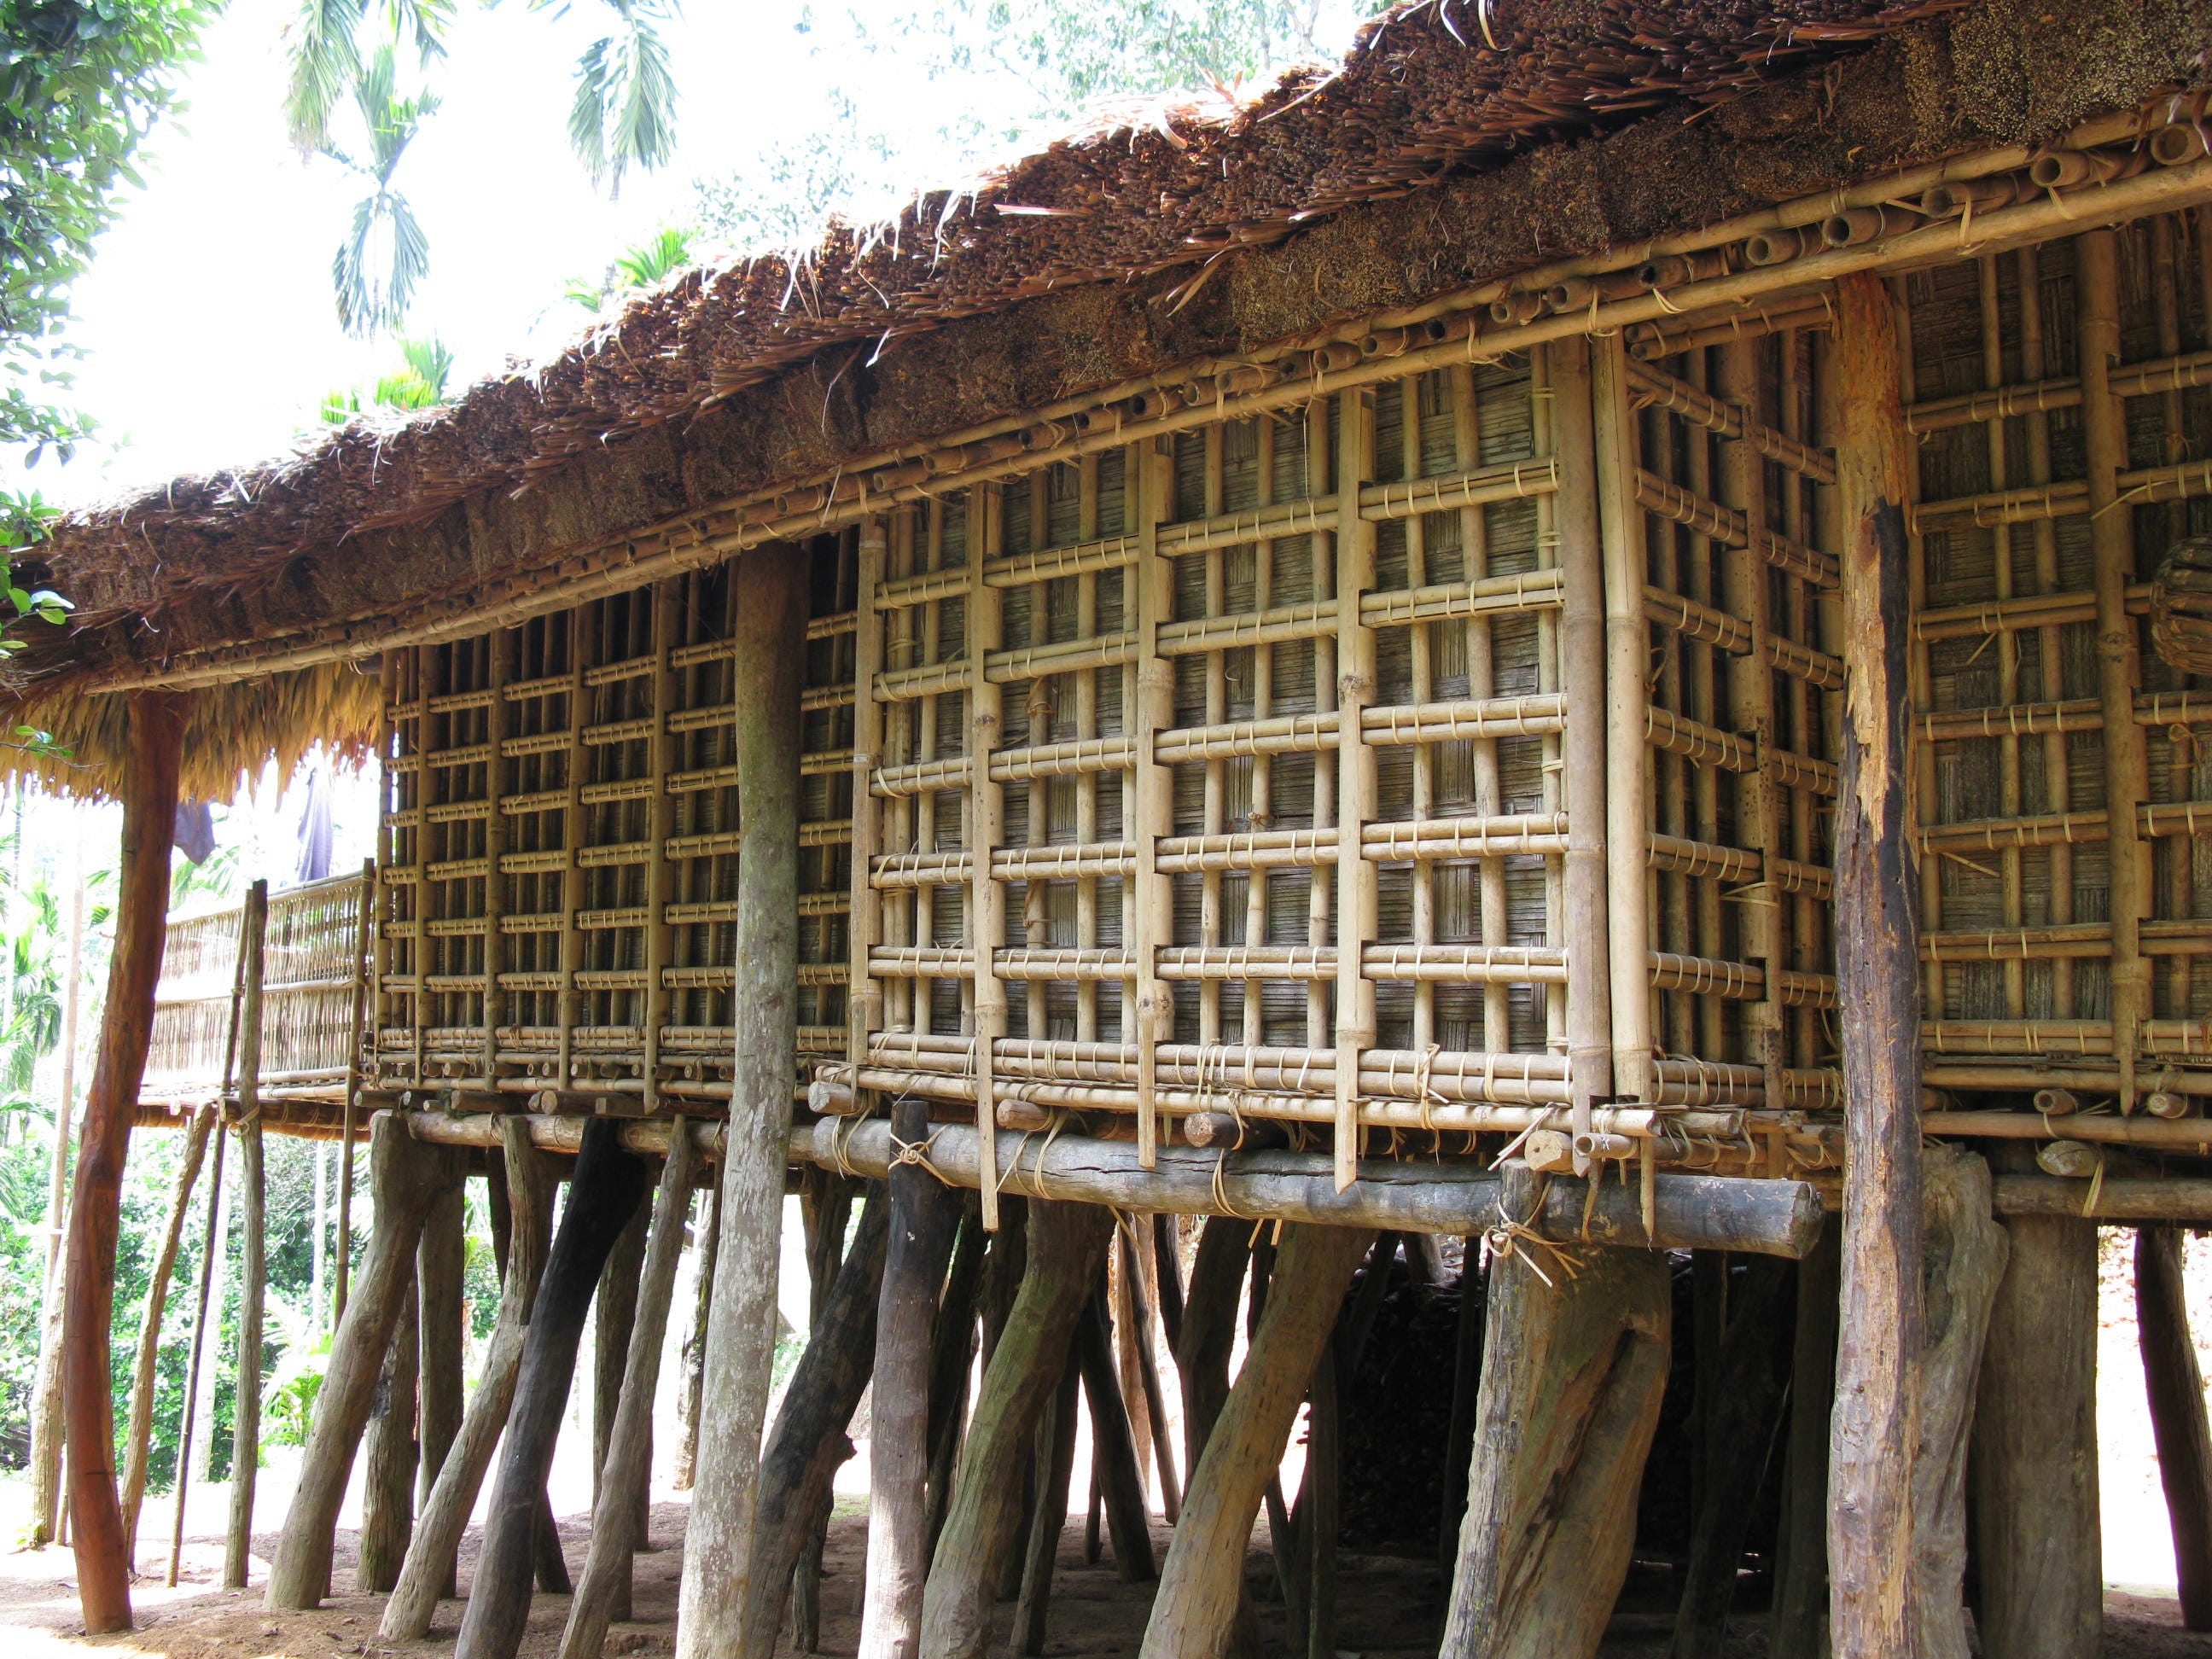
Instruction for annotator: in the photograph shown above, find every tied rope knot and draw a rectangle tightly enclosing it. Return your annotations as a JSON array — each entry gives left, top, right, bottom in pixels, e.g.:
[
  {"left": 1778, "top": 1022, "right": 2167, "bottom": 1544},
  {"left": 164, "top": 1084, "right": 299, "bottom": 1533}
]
[
  {"left": 1487, "top": 1179, "right": 1583, "bottom": 1289},
  {"left": 889, "top": 1125, "right": 952, "bottom": 1185}
]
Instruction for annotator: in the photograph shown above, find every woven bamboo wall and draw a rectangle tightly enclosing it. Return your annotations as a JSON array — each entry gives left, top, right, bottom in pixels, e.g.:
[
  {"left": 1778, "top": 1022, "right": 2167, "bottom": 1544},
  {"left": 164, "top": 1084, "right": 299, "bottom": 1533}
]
[
  {"left": 374, "top": 548, "right": 858, "bottom": 1105},
  {"left": 1904, "top": 206, "right": 2212, "bottom": 1109},
  {"left": 143, "top": 870, "right": 370, "bottom": 1102}
]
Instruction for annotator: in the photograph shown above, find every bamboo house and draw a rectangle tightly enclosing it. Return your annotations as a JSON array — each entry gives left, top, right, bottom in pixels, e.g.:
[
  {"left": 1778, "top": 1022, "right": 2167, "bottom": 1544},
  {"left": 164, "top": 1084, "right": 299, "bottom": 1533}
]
[{"left": 18, "top": 0, "right": 2212, "bottom": 1651}]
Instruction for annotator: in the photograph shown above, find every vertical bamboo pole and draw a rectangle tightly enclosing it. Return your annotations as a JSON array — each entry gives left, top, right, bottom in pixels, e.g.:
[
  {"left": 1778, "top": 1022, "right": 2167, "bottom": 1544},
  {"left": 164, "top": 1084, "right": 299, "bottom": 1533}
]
[
  {"left": 559, "top": 608, "right": 594, "bottom": 1089},
  {"left": 485, "top": 629, "right": 512, "bottom": 1088},
  {"left": 119, "top": 1103, "right": 213, "bottom": 1557},
  {"left": 167, "top": 1106, "right": 226, "bottom": 1586},
  {"left": 643, "top": 583, "right": 678, "bottom": 1108},
  {"left": 63, "top": 688, "right": 188, "bottom": 1635},
  {"left": 2079, "top": 228, "right": 2154, "bottom": 1111},
  {"left": 340, "top": 856, "right": 373, "bottom": 1320},
  {"left": 673, "top": 543, "right": 812, "bottom": 1659},
  {"left": 1133, "top": 440, "right": 1173, "bottom": 1169},
  {"left": 24, "top": 841, "right": 87, "bottom": 1550},
  {"left": 1334, "top": 390, "right": 1379, "bottom": 1190},
  {"left": 1551, "top": 338, "right": 1614, "bottom": 1164},
  {"left": 1828, "top": 270, "right": 1925, "bottom": 1659},
  {"left": 851, "top": 521, "right": 888, "bottom": 1080},
  {"left": 2019, "top": 245, "right": 2074, "bottom": 1015},
  {"left": 970, "top": 492, "right": 1008, "bottom": 1222},
  {"left": 1595, "top": 341, "right": 1655, "bottom": 1102},
  {"left": 45, "top": 848, "right": 84, "bottom": 1293},
  {"left": 224, "top": 879, "right": 271, "bottom": 1590}
]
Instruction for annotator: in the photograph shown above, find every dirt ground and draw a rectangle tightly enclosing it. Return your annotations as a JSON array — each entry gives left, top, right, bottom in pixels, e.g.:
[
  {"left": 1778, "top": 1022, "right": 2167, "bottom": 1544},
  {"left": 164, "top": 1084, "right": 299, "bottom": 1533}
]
[{"left": 0, "top": 1495, "right": 2194, "bottom": 1659}]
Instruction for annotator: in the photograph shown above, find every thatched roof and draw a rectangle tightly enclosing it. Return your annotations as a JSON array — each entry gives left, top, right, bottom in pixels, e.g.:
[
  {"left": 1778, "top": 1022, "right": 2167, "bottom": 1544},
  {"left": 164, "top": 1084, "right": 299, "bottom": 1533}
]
[{"left": 11, "top": 0, "right": 2209, "bottom": 796}]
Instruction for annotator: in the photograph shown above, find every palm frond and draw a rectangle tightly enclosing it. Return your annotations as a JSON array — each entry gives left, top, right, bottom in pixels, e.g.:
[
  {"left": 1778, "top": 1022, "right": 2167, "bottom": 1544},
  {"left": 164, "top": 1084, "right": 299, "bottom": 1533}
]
[
  {"left": 333, "top": 186, "right": 430, "bottom": 337},
  {"left": 569, "top": 1, "right": 679, "bottom": 197},
  {"left": 283, "top": 0, "right": 369, "bottom": 154}
]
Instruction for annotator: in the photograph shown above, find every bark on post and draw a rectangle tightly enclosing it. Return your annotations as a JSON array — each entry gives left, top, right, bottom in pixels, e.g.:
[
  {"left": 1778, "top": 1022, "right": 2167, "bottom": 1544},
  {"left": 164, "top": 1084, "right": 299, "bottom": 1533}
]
[
  {"left": 1074, "top": 1290, "right": 1155, "bottom": 1580},
  {"left": 224, "top": 879, "right": 271, "bottom": 1592},
  {"left": 2139, "top": 1225, "right": 2212, "bottom": 1628},
  {"left": 791, "top": 1168, "right": 855, "bottom": 1647},
  {"left": 672, "top": 1186, "right": 718, "bottom": 1492},
  {"left": 120, "top": 1103, "right": 214, "bottom": 1557},
  {"left": 1908, "top": 1148, "right": 2007, "bottom": 1659},
  {"left": 923, "top": 1197, "right": 987, "bottom": 1560},
  {"left": 1173, "top": 1215, "right": 1251, "bottom": 1468},
  {"left": 167, "top": 1115, "right": 227, "bottom": 1586},
  {"left": 1011, "top": 1360, "right": 1081, "bottom": 1656},
  {"left": 358, "top": 1271, "right": 421, "bottom": 1592},
  {"left": 266, "top": 1112, "right": 460, "bottom": 1610},
  {"left": 1118, "top": 1223, "right": 1179, "bottom": 1521},
  {"left": 1139, "top": 1223, "right": 1372, "bottom": 1659},
  {"left": 673, "top": 541, "right": 812, "bottom": 1659},
  {"left": 62, "top": 688, "right": 187, "bottom": 1634},
  {"left": 1970, "top": 1145, "right": 2101, "bottom": 1657},
  {"left": 860, "top": 1096, "right": 964, "bottom": 1659},
  {"left": 559, "top": 1127, "right": 699, "bottom": 1659},
  {"left": 919, "top": 1199, "right": 1115, "bottom": 1659},
  {"left": 381, "top": 1117, "right": 557, "bottom": 1644},
  {"left": 416, "top": 1180, "right": 468, "bottom": 1595},
  {"left": 454, "top": 1118, "right": 648, "bottom": 1659},
  {"left": 592, "top": 1197, "right": 648, "bottom": 1545},
  {"left": 740, "top": 1188, "right": 891, "bottom": 1655},
  {"left": 1438, "top": 1242, "right": 1485, "bottom": 1576},
  {"left": 1828, "top": 269, "right": 1926, "bottom": 1659},
  {"left": 1769, "top": 1230, "right": 1839, "bottom": 1656},
  {"left": 1440, "top": 1170, "right": 1670, "bottom": 1659}
]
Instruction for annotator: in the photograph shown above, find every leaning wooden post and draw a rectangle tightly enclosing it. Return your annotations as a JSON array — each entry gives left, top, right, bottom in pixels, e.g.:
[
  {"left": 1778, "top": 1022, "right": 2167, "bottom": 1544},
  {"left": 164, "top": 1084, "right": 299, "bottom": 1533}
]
[
  {"left": 1970, "top": 1144, "right": 2102, "bottom": 1656},
  {"left": 789, "top": 1167, "right": 853, "bottom": 1644},
  {"left": 1139, "top": 1223, "right": 1372, "bottom": 1659},
  {"left": 358, "top": 1269, "right": 422, "bottom": 1592},
  {"left": 1769, "top": 1229, "right": 1839, "bottom": 1655},
  {"left": 1827, "top": 269, "right": 1926, "bottom": 1659},
  {"left": 739, "top": 1187, "right": 891, "bottom": 1654},
  {"left": 25, "top": 850, "right": 86, "bottom": 1550},
  {"left": 120, "top": 1103, "right": 214, "bottom": 1556},
  {"left": 416, "top": 1177, "right": 468, "bottom": 1595},
  {"left": 918, "top": 1198, "right": 1115, "bottom": 1659},
  {"left": 62, "top": 687, "right": 187, "bottom": 1635},
  {"left": 1441, "top": 1169, "right": 1670, "bottom": 1658},
  {"left": 672, "top": 1185, "right": 719, "bottom": 1492},
  {"left": 224, "top": 878, "right": 271, "bottom": 1591},
  {"left": 1074, "top": 1289, "right": 1155, "bottom": 1581},
  {"left": 2139, "top": 1225, "right": 2212, "bottom": 1628},
  {"left": 265, "top": 1112, "right": 459, "bottom": 1610},
  {"left": 559, "top": 1126, "right": 698, "bottom": 1659},
  {"left": 859, "top": 1096, "right": 963, "bottom": 1659},
  {"left": 591, "top": 1197, "right": 648, "bottom": 1540},
  {"left": 381, "top": 1116, "right": 556, "bottom": 1644},
  {"left": 672, "top": 541, "right": 812, "bottom": 1659},
  {"left": 455, "top": 1117, "right": 649, "bottom": 1659},
  {"left": 1011, "top": 1359, "right": 1081, "bottom": 1656},
  {"left": 167, "top": 1105, "right": 228, "bottom": 1587}
]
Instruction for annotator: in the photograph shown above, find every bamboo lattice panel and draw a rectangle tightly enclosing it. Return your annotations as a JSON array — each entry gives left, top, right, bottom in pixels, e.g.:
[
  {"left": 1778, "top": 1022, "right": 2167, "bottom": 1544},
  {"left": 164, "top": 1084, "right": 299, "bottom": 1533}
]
[
  {"left": 1905, "top": 208, "right": 2212, "bottom": 1105},
  {"left": 143, "top": 870, "right": 370, "bottom": 1102},
  {"left": 374, "top": 546, "right": 857, "bottom": 1104}
]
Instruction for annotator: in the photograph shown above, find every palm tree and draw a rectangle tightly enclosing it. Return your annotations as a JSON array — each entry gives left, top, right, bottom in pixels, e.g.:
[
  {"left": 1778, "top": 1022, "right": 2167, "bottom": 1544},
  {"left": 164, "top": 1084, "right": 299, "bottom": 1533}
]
[
  {"left": 320, "top": 44, "right": 438, "bottom": 337},
  {"left": 282, "top": 0, "right": 681, "bottom": 332},
  {"left": 562, "top": 224, "right": 690, "bottom": 313},
  {"left": 319, "top": 335, "right": 454, "bottom": 424}
]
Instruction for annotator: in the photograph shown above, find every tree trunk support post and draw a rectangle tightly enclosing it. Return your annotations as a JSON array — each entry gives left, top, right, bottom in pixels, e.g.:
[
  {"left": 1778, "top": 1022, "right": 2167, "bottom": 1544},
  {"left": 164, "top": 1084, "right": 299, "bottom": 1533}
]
[
  {"left": 1828, "top": 269, "right": 1926, "bottom": 1659},
  {"left": 224, "top": 878, "right": 271, "bottom": 1591},
  {"left": 62, "top": 688, "right": 188, "bottom": 1635},
  {"left": 2139, "top": 1225, "right": 2212, "bottom": 1627},
  {"left": 120, "top": 1103, "right": 214, "bottom": 1559}
]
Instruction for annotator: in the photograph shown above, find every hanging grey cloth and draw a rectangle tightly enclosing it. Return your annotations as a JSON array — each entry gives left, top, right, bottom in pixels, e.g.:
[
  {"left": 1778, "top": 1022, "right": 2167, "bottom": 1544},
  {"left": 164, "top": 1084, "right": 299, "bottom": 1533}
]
[
  {"left": 172, "top": 800, "right": 215, "bottom": 865},
  {"left": 294, "top": 765, "right": 333, "bottom": 884}
]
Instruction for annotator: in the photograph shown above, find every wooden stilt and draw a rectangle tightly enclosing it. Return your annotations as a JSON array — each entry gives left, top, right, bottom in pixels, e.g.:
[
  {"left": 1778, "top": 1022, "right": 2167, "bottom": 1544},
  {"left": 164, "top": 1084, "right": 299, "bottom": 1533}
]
[
  {"left": 1075, "top": 1288, "right": 1156, "bottom": 1581},
  {"left": 741, "top": 1187, "right": 890, "bottom": 1654},
  {"left": 592, "top": 1196, "right": 648, "bottom": 1557},
  {"left": 1768, "top": 1229, "right": 1837, "bottom": 1656},
  {"left": 381, "top": 1117, "right": 556, "bottom": 1644},
  {"left": 119, "top": 1103, "right": 213, "bottom": 1558},
  {"left": 1118, "top": 1222, "right": 1179, "bottom": 1522},
  {"left": 454, "top": 1117, "right": 648, "bottom": 1659},
  {"left": 265, "top": 1112, "right": 461, "bottom": 1610},
  {"left": 1971, "top": 1145, "right": 2101, "bottom": 1658},
  {"left": 559, "top": 1126, "right": 698, "bottom": 1659},
  {"left": 918, "top": 1199, "right": 1114, "bottom": 1659},
  {"left": 416, "top": 1179, "right": 468, "bottom": 1596},
  {"left": 1827, "top": 269, "right": 1925, "bottom": 1659},
  {"left": 1441, "top": 1168, "right": 1669, "bottom": 1658},
  {"left": 1669, "top": 1256, "right": 1792, "bottom": 1656},
  {"left": 1908, "top": 1148, "right": 2006, "bottom": 1659},
  {"left": 672, "top": 1185, "right": 718, "bottom": 1493},
  {"left": 62, "top": 689, "right": 187, "bottom": 1634},
  {"left": 1150, "top": 1214, "right": 1184, "bottom": 1353},
  {"left": 673, "top": 541, "right": 812, "bottom": 1659},
  {"left": 791, "top": 1169, "right": 855, "bottom": 1649},
  {"left": 1012, "top": 1359, "right": 1081, "bottom": 1656},
  {"left": 25, "top": 855, "right": 84, "bottom": 1552},
  {"left": 1299, "top": 1353, "right": 1341, "bottom": 1659},
  {"left": 224, "top": 880, "right": 271, "bottom": 1592},
  {"left": 923, "top": 1196, "right": 987, "bottom": 1563},
  {"left": 358, "top": 1268, "right": 422, "bottom": 1592},
  {"left": 859, "top": 1096, "right": 963, "bottom": 1659},
  {"left": 1437, "top": 1240, "right": 1484, "bottom": 1577},
  {"left": 1139, "top": 1223, "right": 1372, "bottom": 1659},
  {"left": 1173, "top": 1215, "right": 1251, "bottom": 1468},
  {"left": 168, "top": 1109, "right": 227, "bottom": 1588},
  {"left": 2138, "top": 1225, "right": 2212, "bottom": 1628}
]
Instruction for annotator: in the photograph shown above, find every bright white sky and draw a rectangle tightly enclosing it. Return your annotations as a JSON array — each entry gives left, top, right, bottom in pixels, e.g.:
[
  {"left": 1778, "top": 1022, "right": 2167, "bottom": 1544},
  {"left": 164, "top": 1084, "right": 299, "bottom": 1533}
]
[{"left": 41, "top": 0, "right": 991, "bottom": 507}]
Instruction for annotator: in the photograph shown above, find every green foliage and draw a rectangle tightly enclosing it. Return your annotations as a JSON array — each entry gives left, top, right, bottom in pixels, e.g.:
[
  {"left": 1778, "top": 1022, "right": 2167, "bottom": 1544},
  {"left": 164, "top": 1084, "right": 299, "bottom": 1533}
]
[
  {"left": 318, "top": 334, "right": 452, "bottom": 424},
  {"left": 537, "top": 0, "right": 678, "bottom": 200},
  {"left": 321, "top": 43, "right": 439, "bottom": 336},
  {"left": 562, "top": 225, "right": 690, "bottom": 314}
]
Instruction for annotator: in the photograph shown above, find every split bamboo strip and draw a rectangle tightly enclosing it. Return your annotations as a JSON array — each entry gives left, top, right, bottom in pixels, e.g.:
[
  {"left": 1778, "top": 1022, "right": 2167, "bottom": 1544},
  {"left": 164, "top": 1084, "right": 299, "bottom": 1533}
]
[
  {"left": 969, "top": 491, "right": 1009, "bottom": 1223},
  {"left": 1334, "top": 388, "right": 1378, "bottom": 1189}
]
